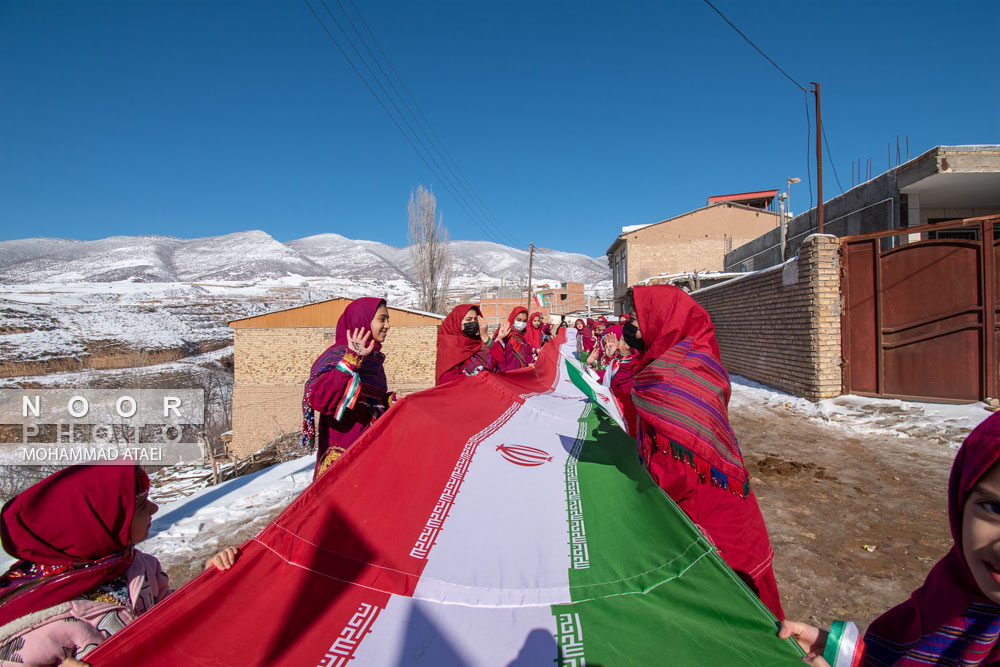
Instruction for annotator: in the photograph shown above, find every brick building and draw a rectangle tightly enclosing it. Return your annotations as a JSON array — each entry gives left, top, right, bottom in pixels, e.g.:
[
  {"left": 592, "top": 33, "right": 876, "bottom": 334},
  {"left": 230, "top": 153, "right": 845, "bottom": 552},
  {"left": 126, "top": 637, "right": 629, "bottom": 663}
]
[
  {"left": 228, "top": 298, "right": 443, "bottom": 458},
  {"left": 607, "top": 201, "right": 780, "bottom": 313},
  {"left": 476, "top": 282, "right": 587, "bottom": 326}
]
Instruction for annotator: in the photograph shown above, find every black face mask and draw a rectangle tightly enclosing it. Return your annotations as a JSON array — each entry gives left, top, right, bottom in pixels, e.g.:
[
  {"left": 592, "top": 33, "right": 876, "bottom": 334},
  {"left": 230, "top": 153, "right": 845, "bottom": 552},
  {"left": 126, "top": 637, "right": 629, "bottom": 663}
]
[
  {"left": 462, "top": 321, "right": 480, "bottom": 339},
  {"left": 622, "top": 321, "right": 645, "bottom": 351}
]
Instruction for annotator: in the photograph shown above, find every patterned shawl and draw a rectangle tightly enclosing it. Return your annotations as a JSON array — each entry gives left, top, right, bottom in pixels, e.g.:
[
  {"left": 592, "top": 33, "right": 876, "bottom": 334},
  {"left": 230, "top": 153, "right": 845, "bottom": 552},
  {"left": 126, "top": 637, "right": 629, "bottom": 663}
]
[
  {"left": 0, "top": 465, "right": 146, "bottom": 626},
  {"left": 505, "top": 306, "right": 531, "bottom": 366},
  {"left": 581, "top": 318, "right": 597, "bottom": 352},
  {"left": 629, "top": 285, "right": 748, "bottom": 497},
  {"left": 301, "top": 297, "right": 388, "bottom": 449},
  {"left": 436, "top": 304, "right": 492, "bottom": 385},
  {"left": 864, "top": 413, "right": 1000, "bottom": 666}
]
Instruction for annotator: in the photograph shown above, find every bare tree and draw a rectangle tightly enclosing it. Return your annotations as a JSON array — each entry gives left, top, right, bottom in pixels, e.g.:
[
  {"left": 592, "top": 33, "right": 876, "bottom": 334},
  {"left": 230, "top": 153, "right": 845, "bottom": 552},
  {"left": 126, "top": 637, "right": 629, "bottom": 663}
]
[{"left": 407, "top": 185, "right": 452, "bottom": 313}]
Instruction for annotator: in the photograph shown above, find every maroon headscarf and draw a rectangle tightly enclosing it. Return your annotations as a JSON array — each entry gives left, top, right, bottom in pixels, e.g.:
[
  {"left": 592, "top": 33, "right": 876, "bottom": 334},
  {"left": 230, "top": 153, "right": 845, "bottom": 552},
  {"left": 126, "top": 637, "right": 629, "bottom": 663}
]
[
  {"left": 436, "top": 304, "right": 488, "bottom": 385},
  {"left": 0, "top": 465, "right": 148, "bottom": 626},
  {"left": 864, "top": 413, "right": 1000, "bottom": 665},
  {"left": 301, "top": 297, "right": 388, "bottom": 448}
]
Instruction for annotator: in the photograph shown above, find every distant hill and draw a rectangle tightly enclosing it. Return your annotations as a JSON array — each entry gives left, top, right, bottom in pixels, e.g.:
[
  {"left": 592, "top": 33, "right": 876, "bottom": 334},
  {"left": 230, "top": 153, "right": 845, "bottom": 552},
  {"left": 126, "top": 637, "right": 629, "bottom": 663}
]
[{"left": 0, "top": 232, "right": 610, "bottom": 285}]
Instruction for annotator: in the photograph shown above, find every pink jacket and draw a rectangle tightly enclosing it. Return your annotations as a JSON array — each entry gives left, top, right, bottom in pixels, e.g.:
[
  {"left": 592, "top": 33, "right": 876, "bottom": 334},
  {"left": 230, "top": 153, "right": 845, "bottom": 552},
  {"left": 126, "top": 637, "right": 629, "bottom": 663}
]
[{"left": 0, "top": 551, "right": 171, "bottom": 666}]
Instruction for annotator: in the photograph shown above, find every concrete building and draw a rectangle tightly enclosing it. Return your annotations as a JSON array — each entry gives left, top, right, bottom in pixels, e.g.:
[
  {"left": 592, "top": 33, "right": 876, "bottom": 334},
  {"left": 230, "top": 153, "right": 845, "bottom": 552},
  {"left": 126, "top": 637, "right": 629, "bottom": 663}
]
[
  {"left": 476, "top": 282, "right": 590, "bottom": 326},
  {"left": 727, "top": 145, "right": 1000, "bottom": 271},
  {"left": 228, "top": 298, "right": 443, "bottom": 458},
  {"left": 606, "top": 201, "right": 780, "bottom": 312}
]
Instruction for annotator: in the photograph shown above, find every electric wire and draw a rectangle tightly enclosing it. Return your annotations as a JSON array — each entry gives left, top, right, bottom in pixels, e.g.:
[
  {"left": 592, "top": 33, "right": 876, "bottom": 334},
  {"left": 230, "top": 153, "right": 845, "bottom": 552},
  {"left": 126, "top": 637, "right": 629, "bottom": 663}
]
[
  {"left": 304, "top": 0, "right": 517, "bottom": 247},
  {"left": 313, "top": 0, "right": 507, "bottom": 246},
  {"left": 343, "top": 0, "right": 518, "bottom": 246},
  {"left": 701, "top": 0, "right": 853, "bottom": 211}
]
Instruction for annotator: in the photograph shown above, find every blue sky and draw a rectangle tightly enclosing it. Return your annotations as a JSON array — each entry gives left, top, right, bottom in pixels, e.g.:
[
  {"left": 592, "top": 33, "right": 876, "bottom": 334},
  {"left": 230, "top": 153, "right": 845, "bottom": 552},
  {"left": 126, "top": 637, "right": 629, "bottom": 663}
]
[{"left": 2, "top": 1, "right": 997, "bottom": 257}]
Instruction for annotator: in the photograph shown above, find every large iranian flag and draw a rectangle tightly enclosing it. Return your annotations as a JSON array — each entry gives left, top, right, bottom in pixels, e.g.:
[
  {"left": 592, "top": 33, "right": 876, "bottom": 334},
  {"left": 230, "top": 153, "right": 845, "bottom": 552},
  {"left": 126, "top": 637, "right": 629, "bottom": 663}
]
[{"left": 90, "top": 331, "right": 805, "bottom": 666}]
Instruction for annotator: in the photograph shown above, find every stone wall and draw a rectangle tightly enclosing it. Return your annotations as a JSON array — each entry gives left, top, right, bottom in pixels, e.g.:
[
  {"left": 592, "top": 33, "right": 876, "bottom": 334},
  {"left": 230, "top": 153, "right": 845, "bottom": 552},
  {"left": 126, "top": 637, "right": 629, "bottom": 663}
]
[
  {"left": 230, "top": 324, "right": 438, "bottom": 457},
  {"left": 691, "top": 235, "right": 842, "bottom": 400}
]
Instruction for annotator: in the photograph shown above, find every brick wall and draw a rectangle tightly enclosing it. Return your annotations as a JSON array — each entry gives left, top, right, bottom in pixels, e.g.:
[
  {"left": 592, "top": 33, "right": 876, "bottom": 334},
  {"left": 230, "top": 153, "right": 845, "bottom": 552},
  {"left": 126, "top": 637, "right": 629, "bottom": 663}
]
[
  {"left": 690, "top": 235, "right": 842, "bottom": 400},
  {"left": 231, "top": 324, "right": 439, "bottom": 457}
]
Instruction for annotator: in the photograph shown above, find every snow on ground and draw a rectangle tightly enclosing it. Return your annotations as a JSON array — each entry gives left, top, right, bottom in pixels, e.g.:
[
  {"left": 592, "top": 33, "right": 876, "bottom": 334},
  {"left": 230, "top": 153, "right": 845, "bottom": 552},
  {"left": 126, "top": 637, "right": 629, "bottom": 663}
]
[
  {"left": 142, "top": 455, "right": 312, "bottom": 568},
  {"left": 730, "top": 374, "right": 990, "bottom": 448},
  {"left": 0, "top": 345, "right": 233, "bottom": 388},
  {"left": 0, "top": 455, "right": 314, "bottom": 573}
]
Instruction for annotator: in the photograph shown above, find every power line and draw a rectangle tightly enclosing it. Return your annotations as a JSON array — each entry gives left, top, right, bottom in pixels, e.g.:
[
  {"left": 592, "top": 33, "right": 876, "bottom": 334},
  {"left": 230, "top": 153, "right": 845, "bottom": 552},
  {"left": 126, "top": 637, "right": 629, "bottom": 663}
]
[
  {"left": 701, "top": 0, "right": 805, "bottom": 93},
  {"left": 702, "top": 0, "right": 849, "bottom": 211},
  {"left": 304, "top": 0, "right": 518, "bottom": 247},
  {"left": 343, "top": 0, "right": 517, "bottom": 246},
  {"left": 821, "top": 123, "right": 845, "bottom": 194}
]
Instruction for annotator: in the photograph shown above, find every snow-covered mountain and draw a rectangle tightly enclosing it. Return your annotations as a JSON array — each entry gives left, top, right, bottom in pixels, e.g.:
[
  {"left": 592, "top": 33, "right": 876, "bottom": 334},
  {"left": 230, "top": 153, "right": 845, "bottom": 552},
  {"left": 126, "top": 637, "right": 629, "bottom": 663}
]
[{"left": 0, "top": 231, "right": 609, "bottom": 285}]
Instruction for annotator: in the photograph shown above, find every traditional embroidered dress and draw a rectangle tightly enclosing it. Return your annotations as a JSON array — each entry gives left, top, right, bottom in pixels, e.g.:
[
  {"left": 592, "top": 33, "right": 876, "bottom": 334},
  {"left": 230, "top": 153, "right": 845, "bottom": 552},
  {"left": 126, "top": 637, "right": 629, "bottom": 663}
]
[
  {"left": 613, "top": 285, "right": 784, "bottom": 619},
  {"left": 497, "top": 306, "right": 536, "bottom": 371},
  {"left": 576, "top": 318, "right": 597, "bottom": 361},
  {"left": 436, "top": 304, "right": 503, "bottom": 385},
  {"left": 301, "top": 297, "right": 395, "bottom": 477},
  {"left": 0, "top": 465, "right": 172, "bottom": 665},
  {"left": 858, "top": 413, "right": 1000, "bottom": 666}
]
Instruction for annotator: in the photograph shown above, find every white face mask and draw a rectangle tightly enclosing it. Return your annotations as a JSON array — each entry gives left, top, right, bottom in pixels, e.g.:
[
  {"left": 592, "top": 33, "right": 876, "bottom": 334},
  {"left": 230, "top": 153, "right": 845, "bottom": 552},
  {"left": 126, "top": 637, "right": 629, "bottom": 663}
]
[{"left": 513, "top": 320, "right": 527, "bottom": 332}]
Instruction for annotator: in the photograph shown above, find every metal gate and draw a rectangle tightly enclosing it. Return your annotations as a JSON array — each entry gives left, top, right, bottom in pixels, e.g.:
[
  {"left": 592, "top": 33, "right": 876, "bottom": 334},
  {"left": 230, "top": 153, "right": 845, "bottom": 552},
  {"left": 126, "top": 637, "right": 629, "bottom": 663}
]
[{"left": 842, "top": 214, "right": 1000, "bottom": 402}]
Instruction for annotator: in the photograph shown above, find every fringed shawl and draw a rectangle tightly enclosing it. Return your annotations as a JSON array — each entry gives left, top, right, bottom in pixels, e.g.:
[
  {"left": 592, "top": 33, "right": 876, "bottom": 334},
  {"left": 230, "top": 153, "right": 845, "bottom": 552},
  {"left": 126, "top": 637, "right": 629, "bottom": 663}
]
[
  {"left": 864, "top": 413, "right": 1000, "bottom": 666},
  {"left": 301, "top": 297, "right": 388, "bottom": 449},
  {"left": 630, "top": 285, "right": 749, "bottom": 497}
]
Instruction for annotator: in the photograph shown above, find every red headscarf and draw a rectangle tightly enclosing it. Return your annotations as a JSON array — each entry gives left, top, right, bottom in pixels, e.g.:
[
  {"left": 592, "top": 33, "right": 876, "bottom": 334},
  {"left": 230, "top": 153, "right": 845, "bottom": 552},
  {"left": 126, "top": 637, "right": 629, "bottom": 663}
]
[
  {"left": 0, "top": 465, "right": 148, "bottom": 626},
  {"left": 619, "top": 312, "right": 629, "bottom": 324},
  {"left": 507, "top": 307, "right": 530, "bottom": 358},
  {"left": 631, "top": 285, "right": 720, "bottom": 376},
  {"left": 629, "top": 285, "right": 747, "bottom": 496},
  {"left": 864, "top": 413, "right": 1000, "bottom": 665},
  {"left": 525, "top": 311, "right": 545, "bottom": 351},
  {"left": 436, "top": 304, "right": 487, "bottom": 385},
  {"left": 581, "top": 318, "right": 597, "bottom": 352}
]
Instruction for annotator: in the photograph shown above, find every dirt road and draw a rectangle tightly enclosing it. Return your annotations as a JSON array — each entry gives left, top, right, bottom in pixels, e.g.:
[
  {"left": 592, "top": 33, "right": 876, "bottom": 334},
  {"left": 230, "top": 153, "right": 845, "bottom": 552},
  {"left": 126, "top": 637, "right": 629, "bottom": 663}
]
[{"left": 734, "top": 398, "right": 960, "bottom": 632}]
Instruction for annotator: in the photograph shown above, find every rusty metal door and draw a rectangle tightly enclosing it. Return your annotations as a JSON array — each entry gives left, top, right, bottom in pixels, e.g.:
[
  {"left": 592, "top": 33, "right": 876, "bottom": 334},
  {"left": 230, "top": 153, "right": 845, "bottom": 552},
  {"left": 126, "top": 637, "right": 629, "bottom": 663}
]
[{"left": 842, "top": 215, "right": 1000, "bottom": 402}]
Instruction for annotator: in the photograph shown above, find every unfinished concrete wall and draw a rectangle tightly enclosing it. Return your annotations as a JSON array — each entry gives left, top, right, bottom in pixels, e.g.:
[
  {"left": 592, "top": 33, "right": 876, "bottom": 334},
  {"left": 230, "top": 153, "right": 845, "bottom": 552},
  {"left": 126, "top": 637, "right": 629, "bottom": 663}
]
[
  {"left": 692, "top": 235, "right": 842, "bottom": 400},
  {"left": 230, "top": 324, "right": 438, "bottom": 457}
]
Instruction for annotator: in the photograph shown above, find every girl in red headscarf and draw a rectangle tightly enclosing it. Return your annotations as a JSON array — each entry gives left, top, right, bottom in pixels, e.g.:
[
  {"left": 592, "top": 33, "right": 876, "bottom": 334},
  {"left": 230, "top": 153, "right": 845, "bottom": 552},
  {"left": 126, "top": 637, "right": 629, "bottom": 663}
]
[
  {"left": 575, "top": 318, "right": 596, "bottom": 361},
  {"left": 781, "top": 412, "right": 1000, "bottom": 667},
  {"left": 497, "top": 307, "right": 535, "bottom": 371},
  {"left": 302, "top": 297, "right": 398, "bottom": 476},
  {"left": 436, "top": 304, "right": 504, "bottom": 385},
  {"left": 0, "top": 464, "right": 237, "bottom": 665},
  {"left": 525, "top": 312, "right": 547, "bottom": 359},
  {"left": 609, "top": 285, "right": 784, "bottom": 619}
]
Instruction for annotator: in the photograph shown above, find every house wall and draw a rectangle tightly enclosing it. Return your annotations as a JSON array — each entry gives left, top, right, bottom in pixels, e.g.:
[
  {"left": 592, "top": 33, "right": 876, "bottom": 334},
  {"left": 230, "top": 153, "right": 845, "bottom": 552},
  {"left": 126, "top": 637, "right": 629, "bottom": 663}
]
[
  {"left": 610, "top": 203, "right": 779, "bottom": 310},
  {"left": 690, "top": 235, "right": 842, "bottom": 400},
  {"left": 230, "top": 324, "right": 438, "bottom": 457}
]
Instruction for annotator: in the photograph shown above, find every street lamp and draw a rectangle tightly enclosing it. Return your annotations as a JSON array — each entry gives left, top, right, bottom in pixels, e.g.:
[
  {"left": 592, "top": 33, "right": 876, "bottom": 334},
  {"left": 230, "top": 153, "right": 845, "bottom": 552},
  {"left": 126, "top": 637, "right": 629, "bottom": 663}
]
[
  {"left": 786, "top": 177, "right": 801, "bottom": 218},
  {"left": 780, "top": 177, "right": 801, "bottom": 261}
]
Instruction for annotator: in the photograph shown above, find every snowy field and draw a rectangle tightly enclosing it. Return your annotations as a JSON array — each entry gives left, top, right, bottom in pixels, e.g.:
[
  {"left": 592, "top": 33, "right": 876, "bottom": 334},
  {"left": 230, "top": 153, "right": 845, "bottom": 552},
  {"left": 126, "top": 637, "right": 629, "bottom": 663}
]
[{"left": 730, "top": 374, "right": 989, "bottom": 448}]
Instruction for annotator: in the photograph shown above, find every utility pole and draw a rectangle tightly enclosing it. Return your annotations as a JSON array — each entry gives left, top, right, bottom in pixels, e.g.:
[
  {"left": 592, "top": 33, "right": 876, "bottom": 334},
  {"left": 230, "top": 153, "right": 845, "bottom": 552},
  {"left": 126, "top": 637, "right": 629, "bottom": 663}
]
[
  {"left": 526, "top": 243, "right": 534, "bottom": 310},
  {"left": 812, "top": 81, "right": 824, "bottom": 234}
]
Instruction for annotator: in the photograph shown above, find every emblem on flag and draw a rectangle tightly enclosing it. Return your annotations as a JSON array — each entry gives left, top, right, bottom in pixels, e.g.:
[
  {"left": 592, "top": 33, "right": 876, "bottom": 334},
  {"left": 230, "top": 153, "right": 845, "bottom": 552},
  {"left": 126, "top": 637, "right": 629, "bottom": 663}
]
[{"left": 496, "top": 444, "right": 553, "bottom": 466}]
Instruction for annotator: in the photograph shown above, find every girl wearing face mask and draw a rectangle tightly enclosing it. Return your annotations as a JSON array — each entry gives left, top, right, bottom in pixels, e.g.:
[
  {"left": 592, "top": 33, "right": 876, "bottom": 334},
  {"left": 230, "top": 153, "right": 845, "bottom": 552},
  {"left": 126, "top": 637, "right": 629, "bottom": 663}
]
[
  {"left": 610, "top": 285, "right": 784, "bottom": 620},
  {"left": 435, "top": 304, "right": 503, "bottom": 385},
  {"left": 496, "top": 306, "right": 535, "bottom": 370},
  {"left": 302, "top": 298, "right": 399, "bottom": 476}
]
